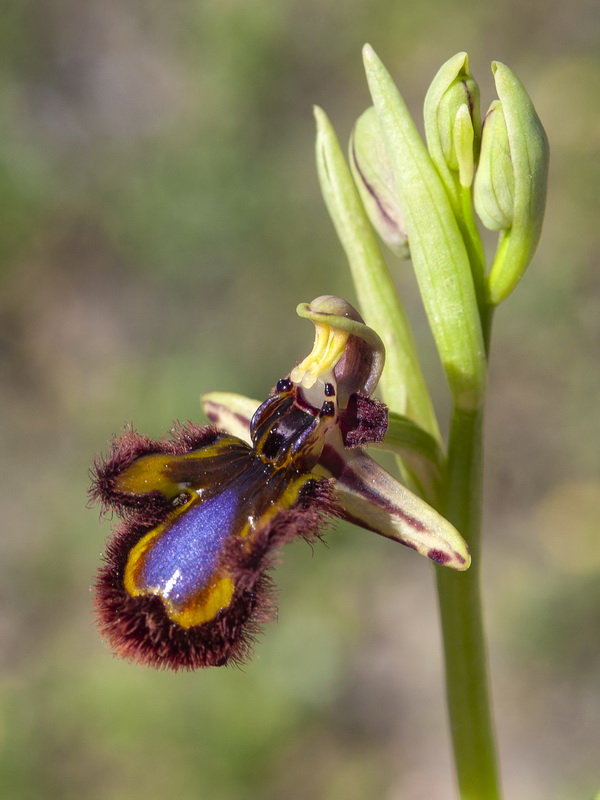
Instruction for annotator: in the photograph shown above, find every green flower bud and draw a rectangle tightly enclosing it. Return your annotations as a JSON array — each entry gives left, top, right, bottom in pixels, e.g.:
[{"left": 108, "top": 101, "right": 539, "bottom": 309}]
[
  {"left": 473, "top": 100, "right": 515, "bottom": 229},
  {"left": 349, "top": 107, "right": 410, "bottom": 259},
  {"left": 483, "top": 61, "right": 549, "bottom": 305},
  {"left": 424, "top": 53, "right": 481, "bottom": 202}
]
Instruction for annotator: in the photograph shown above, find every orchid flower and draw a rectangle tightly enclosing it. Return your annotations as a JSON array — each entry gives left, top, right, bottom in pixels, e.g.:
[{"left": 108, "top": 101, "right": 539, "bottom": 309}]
[{"left": 91, "top": 296, "right": 469, "bottom": 670}]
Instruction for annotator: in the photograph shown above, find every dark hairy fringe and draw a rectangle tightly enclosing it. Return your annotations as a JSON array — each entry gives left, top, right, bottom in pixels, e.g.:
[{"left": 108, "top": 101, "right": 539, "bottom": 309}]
[
  {"left": 94, "top": 475, "right": 339, "bottom": 670},
  {"left": 89, "top": 422, "right": 220, "bottom": 519}
]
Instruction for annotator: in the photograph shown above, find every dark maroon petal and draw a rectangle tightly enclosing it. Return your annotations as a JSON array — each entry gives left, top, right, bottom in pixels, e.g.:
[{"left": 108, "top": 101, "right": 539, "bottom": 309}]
[{"left": 339, "top": 393, "right": 388, "bottom": 447}]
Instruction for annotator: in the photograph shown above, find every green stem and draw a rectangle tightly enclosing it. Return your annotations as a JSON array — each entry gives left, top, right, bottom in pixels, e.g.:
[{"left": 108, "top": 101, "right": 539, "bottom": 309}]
[
  {"left": 481, "top": 303, "right": 494, "bottom": 359},
  {"left": 458, "top": 183, "right": 487, "bottom": 316},
  {"left": 435, "top": 404, "right": 501, "bottom": 800},
  {"left": 454, "top": 183, "right": 498, "bottom": 354}
]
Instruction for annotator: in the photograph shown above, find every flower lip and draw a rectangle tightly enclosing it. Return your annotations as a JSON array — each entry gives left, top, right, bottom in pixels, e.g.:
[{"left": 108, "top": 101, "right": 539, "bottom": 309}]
[{"left": 92, "top": 422, "right": 338, "bottom": 670}]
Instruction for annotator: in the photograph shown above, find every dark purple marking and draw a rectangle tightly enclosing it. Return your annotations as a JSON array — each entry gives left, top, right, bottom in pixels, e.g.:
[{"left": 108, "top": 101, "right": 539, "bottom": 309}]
[
  {"left": 319, "top": 444, "right": 428, "bottom": 534},
  {"left": 324, "top": 383, "right": 335, "bottom": 397},
  {"left": 351, "top": 137, "right": 399, "bottom": 232},
  {"left": 462, "top": 80, "right": 474, "bottom": 117},
  {"left": 320, "top": 401, "right": 335, "bottom": 417},
  {"left": 277, "top": 378, "right": 293, "bottom": 393},
  {"left": 205, "top": 404, "right": 254, "bottom": 433},
  {"left": 427, "top": 548, "right": 451, "bottom": 565}
]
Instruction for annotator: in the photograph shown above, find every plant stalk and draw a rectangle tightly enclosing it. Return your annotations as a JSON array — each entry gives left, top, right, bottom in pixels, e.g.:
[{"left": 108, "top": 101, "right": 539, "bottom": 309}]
[{"left": 435, "top": 403, "right": 501, "bottom": 800}]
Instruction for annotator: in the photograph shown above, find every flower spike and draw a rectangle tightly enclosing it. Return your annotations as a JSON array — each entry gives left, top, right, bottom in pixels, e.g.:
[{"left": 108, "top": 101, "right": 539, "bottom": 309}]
[{"left": 91, "top": 297, "right": 469, "bottom": 671}]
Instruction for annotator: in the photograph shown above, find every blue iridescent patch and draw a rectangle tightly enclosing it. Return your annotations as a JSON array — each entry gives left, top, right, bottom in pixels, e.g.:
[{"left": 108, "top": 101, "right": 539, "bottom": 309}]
[{"left": 141, "top": 487, "right": 239, "bottom": 603}]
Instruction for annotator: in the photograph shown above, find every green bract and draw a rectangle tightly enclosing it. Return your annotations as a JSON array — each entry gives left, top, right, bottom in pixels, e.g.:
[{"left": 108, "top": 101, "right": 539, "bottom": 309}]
[
  {"left": 314, "top": 106, "right": 440, "bottom": 442},
  {"left": 363, "top": 45, "right": 486, "bottom": 411}
]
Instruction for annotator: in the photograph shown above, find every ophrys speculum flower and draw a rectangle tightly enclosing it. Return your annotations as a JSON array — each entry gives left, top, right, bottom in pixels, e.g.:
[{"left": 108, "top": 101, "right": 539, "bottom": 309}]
[{"left": 91, "top": 296, "right": 469, "bottom": 670}]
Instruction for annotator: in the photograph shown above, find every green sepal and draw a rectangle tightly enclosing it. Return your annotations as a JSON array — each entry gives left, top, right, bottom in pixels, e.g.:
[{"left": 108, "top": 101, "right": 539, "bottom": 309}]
[
  {"left": 373, "top": 411, "right": 444, "bottom": 504},
  {"left": 201, "top": 391, "right": 258, "bottom": 444},
  {"left": 424, "top": 53, "right": 487, "bottom": 318},
  {"left": 349, "top": 107, "right": 410, "bottom": 258},
  {"left": 474, "top": 100, "right": 515, "bottom": 230},
  {"left": 320, "top": 442, "right": 470, "bottom": 571}
]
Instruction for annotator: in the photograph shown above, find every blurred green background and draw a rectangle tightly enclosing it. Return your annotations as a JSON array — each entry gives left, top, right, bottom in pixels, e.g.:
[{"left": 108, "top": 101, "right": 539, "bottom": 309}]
[{"left": 1, "top": 1, "right": 599, "bottom": 798}]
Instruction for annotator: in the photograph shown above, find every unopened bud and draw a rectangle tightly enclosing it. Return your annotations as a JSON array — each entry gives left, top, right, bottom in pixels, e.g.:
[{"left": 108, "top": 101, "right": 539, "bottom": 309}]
[
  {"left": 349, "top": 107, "right": 409, "bottom": 258},
  {"left": 484, "top": 62, "right": 549, "bottom": 304},
  {"left": 424, "top": 53, "right": 481, "bottom": 200},
  {"left": 473, "top": 100, "right": 515, "bottom": 229}
]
